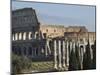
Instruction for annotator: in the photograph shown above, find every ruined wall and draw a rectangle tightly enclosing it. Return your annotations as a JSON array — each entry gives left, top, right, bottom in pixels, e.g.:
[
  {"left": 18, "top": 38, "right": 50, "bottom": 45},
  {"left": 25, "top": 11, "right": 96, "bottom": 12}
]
[{"left": 40, "top": 25, "right": 65, "bottom": 38}]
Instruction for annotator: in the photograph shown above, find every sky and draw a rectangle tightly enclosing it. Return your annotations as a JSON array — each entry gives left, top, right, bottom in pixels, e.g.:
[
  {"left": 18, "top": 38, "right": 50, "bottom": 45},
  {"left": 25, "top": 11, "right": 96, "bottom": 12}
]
[{"left": 12, "top": 1, "right": 96, "bottom": 32}]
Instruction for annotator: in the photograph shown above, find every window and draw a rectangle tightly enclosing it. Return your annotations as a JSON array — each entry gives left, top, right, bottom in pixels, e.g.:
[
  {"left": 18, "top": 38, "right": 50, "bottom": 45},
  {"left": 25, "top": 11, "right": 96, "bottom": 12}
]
[
  {"left": 23, "top": 32, "right": 26, "bottom": 40},
  {"left": 46, "top": 29, "right": 48, "bottom": 32},
  {"left": 15, "top": 33, "right": 18, "bottom": 40},
  {"left": 19, "top": 32, "right": 22, "bottom": 40},
  {"left": 28, "top": 32, "right": 32, "bottom": 40}
]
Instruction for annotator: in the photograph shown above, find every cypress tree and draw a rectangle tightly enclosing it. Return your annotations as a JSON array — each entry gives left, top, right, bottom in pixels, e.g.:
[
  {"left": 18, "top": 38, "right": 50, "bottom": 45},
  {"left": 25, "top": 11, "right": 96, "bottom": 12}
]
[
  {"left": 83, "top": 40, "right": 92, "bottom": 70},
  {"left": 75, "top": 43, "right": 81, "bottom": 70},
  {"left": 68, "top": 43, "right": 79, "bottom": 71},
  {"left": 91, "top": 40, "right": 96, "bottom": 69}
]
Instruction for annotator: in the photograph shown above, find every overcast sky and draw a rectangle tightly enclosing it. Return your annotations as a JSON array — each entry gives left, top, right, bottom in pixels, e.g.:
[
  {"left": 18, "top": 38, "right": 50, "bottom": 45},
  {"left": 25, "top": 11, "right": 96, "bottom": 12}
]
[{"left": 12, "top": 1, "right": 96, "bottom": 32}]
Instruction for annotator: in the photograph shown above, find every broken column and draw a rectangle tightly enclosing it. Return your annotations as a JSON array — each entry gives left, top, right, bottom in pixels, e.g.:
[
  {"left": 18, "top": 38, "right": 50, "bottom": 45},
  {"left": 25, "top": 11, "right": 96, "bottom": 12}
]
[
  {"left": 58, "top": 40, "right": 62, "bottom": 68},
  {"left": 62, "top": 40, "right": 66, "bottom": 68},
  {"left": 54, "top": 40, "right": 57, "bottom": 69}
]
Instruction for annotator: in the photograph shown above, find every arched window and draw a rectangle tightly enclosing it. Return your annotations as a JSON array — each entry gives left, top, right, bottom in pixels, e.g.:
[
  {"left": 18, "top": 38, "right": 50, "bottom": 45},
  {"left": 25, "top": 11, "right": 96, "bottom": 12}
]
[
  {"left": 15, "top": 33, "right": 18, "bottom": 40},
  {"left": 23, "top": 32, "right": 26, "bottom": 40},
  {"left": 28, "top": 32, "right": 32, "bottom": 40},
  {"left": 19, "top": 32, "right": 22, "bottom": 40}
]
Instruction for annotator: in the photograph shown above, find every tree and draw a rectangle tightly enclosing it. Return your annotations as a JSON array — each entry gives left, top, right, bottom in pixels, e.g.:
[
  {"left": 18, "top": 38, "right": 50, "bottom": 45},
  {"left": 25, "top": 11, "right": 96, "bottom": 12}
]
[
  {"left": 11, "top": 54, "right": 32, "bottom": 74},
  {"left": 75, "top": 43, "right": 81, "bottom": 70},
  {"left": 83, "top": 40, "right": 92, "bottom": 70},
  {"left": 68, "top": 43, "right": 79, "bottom": 71},
  {"left": 91, "top": 40, "right": 96, "bottom": 69}
]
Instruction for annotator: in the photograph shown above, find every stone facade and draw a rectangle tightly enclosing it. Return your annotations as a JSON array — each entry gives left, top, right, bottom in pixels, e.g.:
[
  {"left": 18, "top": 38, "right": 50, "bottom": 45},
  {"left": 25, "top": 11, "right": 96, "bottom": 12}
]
[
  {"left": 40, "top": 25, "right": 96, "bottom": 44},
  {"left": 40, "top": 25, "right": 65, "bottom": 38},
  {"left": 12, "top": 8, "right": 45, "bottom": 60}
]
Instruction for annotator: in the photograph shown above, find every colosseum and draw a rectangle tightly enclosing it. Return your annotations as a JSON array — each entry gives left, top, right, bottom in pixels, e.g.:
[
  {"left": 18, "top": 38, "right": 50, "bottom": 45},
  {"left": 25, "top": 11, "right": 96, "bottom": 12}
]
[{"left": 12, "top": 8, "right": 96, "bottom": 70}]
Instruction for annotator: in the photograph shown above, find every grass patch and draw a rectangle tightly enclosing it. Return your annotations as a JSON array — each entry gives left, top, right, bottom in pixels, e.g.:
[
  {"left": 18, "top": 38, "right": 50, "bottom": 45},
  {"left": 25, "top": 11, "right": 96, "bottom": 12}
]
[{"left": 31, "top": 61, "right": 54, "bottom": 72}]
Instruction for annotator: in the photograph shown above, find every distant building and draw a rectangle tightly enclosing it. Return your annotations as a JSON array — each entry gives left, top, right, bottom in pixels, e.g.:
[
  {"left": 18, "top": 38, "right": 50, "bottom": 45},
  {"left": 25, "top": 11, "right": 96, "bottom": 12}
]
[
  {"left": 40, "top": 25, "right": 95, "bottom": 44},
  {"left": 64, "top": 26, "right": 95, "bottom": 44},
  {"left": 40, "top": 25, "right": 65, "bottom": 38}
]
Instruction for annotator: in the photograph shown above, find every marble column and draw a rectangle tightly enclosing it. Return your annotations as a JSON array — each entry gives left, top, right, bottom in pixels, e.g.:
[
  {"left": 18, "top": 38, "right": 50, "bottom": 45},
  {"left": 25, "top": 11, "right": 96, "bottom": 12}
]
[
  {"left": 70, "top": 41, "right": 72, "bottom": 53},
  {"left": 90, "top": 43, "right": 93, "bottom": 60},
  {"left": 80, "top": 45, "right": 84, "bottom": 70},
  {"left": 58, "top": 40, "right": 62, "bottom": 68},
  {"left": 54, "top": 40, "right": 57, "bottom": 69},
  {"left": 34, "top": 32, "right": 37, "bottom": 39},
  {"left": 42, "top": 33, "right": 44, "bottom": 39},
  {"left": 62, "top": 40, "right": 66, "bottom": 68},
  {"left": 66, "top": 41, "right": 69, "bottom": 66},
  {"left": 83, "top": 38, "right": 86, "bottom": 53},
  {"left": 47, "top": 40, "right": 51, "bottom": 55}
]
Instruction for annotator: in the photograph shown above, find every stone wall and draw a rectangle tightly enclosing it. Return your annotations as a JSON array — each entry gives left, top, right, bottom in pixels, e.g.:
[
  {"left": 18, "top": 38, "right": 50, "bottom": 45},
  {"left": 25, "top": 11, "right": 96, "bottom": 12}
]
[{"left": 40, "top": 25, "right": 65, "bottom": 38}]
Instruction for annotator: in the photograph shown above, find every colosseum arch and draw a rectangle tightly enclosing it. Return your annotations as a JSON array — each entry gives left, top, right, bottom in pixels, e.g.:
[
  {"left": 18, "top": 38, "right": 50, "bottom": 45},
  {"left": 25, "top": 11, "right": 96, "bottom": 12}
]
[
  {"left": 15, "top": 33, "right": 18, "bottom": 40},
  {"left": 28, "top": 32, "right": 32, "bottom": 40},
  {"left": 18, "top": 32, "right": 22, "bottom": 40},
  {"left": 23, "top": 32, "right": 26, "bottom": 40}
]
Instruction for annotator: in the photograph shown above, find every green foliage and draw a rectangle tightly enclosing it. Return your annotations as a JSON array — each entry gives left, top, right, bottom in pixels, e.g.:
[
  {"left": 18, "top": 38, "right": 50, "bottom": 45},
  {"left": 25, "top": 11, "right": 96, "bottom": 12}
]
[
  {"left": 83, "top": 40, "right": 92, "bottom": 70},
  {"left": 68, "top": 45, "right": 79, "bottom": 71},
  {"left": 91, "top": 40, "right": 96, "bottom": 69},
  {"left": 75, "top": 44, "right": 81, "bottom": 70},
  {"left": 11, "top": 54, "right": 32, "bottom": 74}
]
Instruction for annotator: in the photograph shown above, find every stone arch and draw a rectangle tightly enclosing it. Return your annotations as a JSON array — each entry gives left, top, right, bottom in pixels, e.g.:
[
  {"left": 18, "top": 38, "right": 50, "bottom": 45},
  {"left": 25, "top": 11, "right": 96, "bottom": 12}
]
[
  {"left": 90, "top": 44, "right": 94, "bottom": 59},
  {"left": 23, "top": 32, "right": 26, "bottom": 40},
  {"left": 80, "top": 45, "right": 84, "bottom": 49},
  {"left": 79, "top": 45, "right": 84, "bottom": 69},
  {"left": 28, "top": 32, "right": 32, "bottom": 40},
  {"left": 36, "top": 32, "right": 39, "bottom": 39},
  {"left": 18, "top": 32, "right": 22, "bottom": 40},
  {"left": 15, "top": 33, "right": 18, "bottom": 40},
  {"left": 80, "top": 45, "right": 84, "bottom": 55}
]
